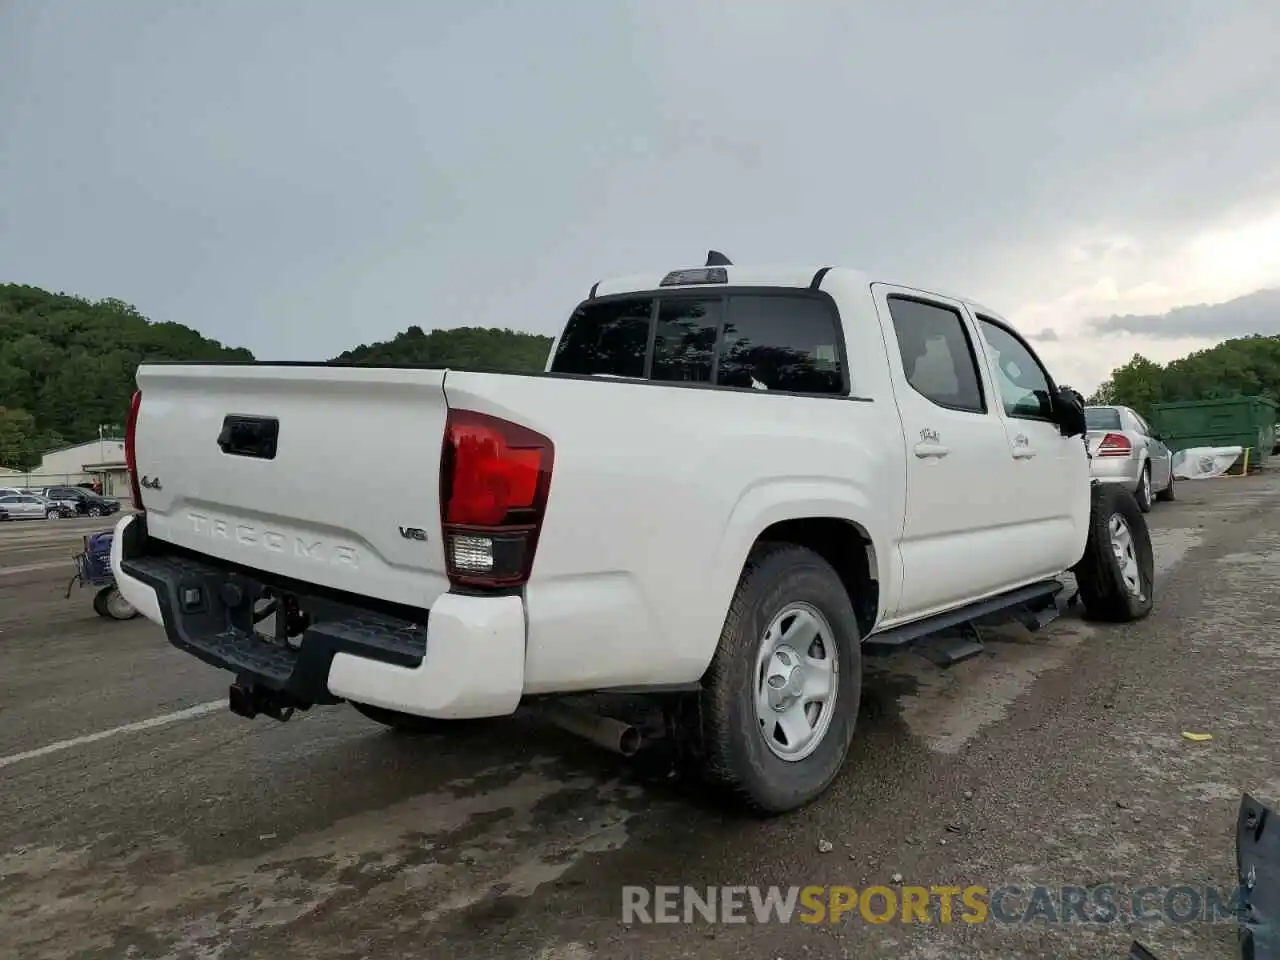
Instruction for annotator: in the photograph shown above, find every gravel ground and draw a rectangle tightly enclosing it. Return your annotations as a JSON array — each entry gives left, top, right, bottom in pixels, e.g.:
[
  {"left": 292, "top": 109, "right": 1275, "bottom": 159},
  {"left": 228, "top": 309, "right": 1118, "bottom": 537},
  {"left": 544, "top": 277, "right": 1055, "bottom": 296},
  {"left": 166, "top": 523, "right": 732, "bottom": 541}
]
[{"left": 1, "top": 476, "right": 1277, "bottom": 959}]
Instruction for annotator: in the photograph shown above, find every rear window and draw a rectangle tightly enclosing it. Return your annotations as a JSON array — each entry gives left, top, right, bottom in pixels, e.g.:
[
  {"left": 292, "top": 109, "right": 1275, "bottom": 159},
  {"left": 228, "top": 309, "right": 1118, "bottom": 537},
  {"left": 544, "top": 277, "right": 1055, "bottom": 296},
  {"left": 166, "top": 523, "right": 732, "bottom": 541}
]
[
  {"left": 1085, "top": 407, "right": 1122, "bottom": 430},
  {"left": 651, "top": 298, "right": 721, "bottom": 383},
  {"left": 550, "top": 291, "right": 844, "bottom": 395},
  {"left": 717, "top": 296, "right": 843, "bottom": 394},
  {"left": 551, "top": 298, "right": 654, "bottom": 377}
]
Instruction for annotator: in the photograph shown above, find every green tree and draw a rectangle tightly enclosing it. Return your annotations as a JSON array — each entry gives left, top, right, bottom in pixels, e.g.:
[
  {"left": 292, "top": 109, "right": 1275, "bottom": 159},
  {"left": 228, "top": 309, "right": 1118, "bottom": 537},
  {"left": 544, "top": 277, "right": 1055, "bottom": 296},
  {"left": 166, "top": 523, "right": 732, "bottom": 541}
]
[
  {"left": 1106, "top": 355, "right": 1166, "bottom": 420},
  {"left": 1098, "top": 336, "right": 1280, "bottom": 419},
  {"left": 0, "top": 407, "right": 39, "bottom": 470},
  {"left": 335, "top": 326, "right": 554, "bottom": 372},
  {"left": 0, "top": 284, "right": 255, "bottom": 462}
]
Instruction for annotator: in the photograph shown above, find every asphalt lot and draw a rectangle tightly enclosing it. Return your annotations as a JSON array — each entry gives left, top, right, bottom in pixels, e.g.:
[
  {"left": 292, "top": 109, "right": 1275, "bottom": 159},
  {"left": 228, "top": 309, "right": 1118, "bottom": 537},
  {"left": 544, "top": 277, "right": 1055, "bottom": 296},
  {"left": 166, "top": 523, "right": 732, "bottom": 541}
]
[{"left": 2, "top": 479, "right": 1278, "bottom": 960}]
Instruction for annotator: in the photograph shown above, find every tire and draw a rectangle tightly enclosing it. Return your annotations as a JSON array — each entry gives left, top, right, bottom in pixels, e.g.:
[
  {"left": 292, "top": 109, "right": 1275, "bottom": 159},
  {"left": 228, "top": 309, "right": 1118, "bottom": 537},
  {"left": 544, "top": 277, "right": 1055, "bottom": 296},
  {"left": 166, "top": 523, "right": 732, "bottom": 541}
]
[
  {"left": 93, "top": 587, "right": 137, "bottom": 619},
  {"left": 696, "top": 543, "right": 862, "bottom": 816},
  {"left": 1155, "top": 469, "right": 1176, "bottom": 502},
  {"left": 46, "top": 509, "right": 60, "bottom": 520},
  {"left": 1073, "top": 484, "right": 1154, "bottom": 623},
  {"left": 88, "top": 507, "right": 104, "bottom": 518},
  {"left": 1134, "top": 463, "right": 1152, "bottom": 513},
  {"left": 349, "top": 701, "right": 498, "bottom": 736},
  {"left": 105, "top": 587, "right": 138, "bottom": 620}
]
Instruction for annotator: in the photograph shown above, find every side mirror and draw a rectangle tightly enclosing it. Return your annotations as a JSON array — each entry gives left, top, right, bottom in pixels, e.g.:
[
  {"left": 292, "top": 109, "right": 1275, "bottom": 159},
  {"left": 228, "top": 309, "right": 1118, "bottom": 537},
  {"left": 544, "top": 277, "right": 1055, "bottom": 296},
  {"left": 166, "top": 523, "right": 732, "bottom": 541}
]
[{"left": 1053, "top": 385, "right": 1087, "bottom": 438}]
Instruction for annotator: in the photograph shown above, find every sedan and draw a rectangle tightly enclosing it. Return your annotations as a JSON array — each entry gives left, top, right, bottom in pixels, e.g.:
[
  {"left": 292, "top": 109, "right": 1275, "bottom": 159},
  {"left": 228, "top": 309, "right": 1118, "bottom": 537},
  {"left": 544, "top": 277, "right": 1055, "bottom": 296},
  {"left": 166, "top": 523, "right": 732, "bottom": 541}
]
[
  {"left": 1085, "top": 405, "right": 1175, "bottom": 512},
  {"left": 41, "top": 486, "right": 121, "bottom": 518},
  {"left": 0, "top": 493, "right": 73, "bottom": 521}
]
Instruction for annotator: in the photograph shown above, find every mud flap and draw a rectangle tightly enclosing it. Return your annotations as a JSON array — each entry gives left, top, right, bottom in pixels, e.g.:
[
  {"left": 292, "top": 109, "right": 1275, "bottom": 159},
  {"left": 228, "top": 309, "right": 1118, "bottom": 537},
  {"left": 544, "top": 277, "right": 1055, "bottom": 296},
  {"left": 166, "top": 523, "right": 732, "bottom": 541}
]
[
  {"left": 1239, "top": 793, "right": 1279, "bottom": 959},
  {"left": 1131, "top": 793, "right": 1279, "bottom": 960}
]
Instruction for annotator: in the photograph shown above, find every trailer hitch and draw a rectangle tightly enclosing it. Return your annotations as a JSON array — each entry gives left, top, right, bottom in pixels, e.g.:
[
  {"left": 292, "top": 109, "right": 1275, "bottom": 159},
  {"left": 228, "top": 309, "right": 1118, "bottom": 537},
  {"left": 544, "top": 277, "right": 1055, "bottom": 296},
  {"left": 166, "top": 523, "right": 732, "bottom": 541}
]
[{"left": 228, "top": 680, "right": 306, "bottom": 723}]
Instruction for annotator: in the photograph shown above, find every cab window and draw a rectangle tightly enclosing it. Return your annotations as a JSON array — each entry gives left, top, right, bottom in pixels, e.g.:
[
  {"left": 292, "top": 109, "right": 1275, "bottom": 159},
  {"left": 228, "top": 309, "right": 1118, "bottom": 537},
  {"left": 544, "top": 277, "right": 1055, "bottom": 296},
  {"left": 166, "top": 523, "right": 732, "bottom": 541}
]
[{"left": 977, "top": 317, "right": 1054, "bottom": 421}]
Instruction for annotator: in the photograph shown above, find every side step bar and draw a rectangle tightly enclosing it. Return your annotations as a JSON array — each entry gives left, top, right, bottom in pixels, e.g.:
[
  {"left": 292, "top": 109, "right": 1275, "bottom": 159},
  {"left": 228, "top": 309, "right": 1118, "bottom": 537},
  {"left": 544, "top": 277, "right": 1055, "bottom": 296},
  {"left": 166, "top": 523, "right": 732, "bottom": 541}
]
[{"left": 862, "top": 579, "right": 1065, "bottom": 657}]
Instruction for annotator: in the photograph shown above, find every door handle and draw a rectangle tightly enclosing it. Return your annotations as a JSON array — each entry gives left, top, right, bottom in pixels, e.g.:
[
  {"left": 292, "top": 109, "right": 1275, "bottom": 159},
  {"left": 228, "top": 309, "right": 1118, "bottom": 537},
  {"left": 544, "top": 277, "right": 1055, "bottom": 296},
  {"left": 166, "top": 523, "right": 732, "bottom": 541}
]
[
  {"left": 1012, "top": 447, "right": 1037, "bottom": 459},
  {"left": 913, "top": 442, "right": 950, "bottom": 459}
]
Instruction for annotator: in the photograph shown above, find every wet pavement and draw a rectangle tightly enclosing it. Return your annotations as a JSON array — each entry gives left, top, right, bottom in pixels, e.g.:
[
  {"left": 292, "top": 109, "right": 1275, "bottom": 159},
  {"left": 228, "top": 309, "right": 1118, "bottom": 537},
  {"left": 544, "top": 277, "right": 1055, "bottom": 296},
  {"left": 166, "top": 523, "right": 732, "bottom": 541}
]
[{"left": 2, "top": 477, "right": 1278, "bottom": 959}]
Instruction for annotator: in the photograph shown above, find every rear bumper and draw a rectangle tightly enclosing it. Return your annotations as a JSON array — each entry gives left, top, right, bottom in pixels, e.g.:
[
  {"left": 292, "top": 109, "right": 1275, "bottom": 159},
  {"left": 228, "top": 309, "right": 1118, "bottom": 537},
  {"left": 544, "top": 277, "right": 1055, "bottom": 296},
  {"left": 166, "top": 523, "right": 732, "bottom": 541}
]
[
  {"left": 109, "top": 513, "right": 525, "bottom": 719},
  {"left": 1090, "top": 456, "right": 1141, "bottom": 490}
]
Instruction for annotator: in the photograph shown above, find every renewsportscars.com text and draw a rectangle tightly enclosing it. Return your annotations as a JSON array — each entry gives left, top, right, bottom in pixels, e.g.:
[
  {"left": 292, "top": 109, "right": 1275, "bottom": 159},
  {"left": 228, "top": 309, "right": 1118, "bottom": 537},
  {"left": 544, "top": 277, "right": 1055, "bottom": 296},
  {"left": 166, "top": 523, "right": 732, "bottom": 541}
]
[{"left": 621, "top": 884, "right": 1246, "bottom": 926}]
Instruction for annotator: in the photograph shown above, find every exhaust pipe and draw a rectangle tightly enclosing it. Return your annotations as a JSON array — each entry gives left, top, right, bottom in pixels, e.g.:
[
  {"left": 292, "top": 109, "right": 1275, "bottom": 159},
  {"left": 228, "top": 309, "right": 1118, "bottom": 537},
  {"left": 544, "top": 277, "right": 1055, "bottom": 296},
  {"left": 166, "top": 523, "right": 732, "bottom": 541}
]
[{"left": 535, "top": 702, "right": 642, "bottom": 757}]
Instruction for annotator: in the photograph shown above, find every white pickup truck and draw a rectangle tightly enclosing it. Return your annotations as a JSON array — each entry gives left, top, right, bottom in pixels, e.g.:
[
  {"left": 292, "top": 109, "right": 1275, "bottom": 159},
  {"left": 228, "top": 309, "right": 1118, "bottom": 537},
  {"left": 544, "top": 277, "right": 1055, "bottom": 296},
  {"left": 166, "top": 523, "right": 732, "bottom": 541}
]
[{"left": 112, "top": 254, "right": 1154, "bottom": 815}]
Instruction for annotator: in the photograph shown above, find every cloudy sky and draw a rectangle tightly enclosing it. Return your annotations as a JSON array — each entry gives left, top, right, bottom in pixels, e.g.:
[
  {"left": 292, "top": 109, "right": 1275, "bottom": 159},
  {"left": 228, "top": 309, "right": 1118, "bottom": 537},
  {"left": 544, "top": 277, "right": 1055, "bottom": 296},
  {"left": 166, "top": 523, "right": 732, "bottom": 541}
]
[{"left": 2, "top": 0, "right": 1278, "bottom": 393}]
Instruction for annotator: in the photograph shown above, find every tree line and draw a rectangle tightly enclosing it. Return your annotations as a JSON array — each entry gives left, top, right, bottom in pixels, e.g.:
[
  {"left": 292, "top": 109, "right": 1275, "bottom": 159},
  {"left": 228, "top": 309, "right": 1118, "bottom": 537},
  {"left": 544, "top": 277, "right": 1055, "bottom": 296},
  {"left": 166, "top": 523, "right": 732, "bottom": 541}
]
[
  {"left": 1088, "top": 334, "right": 1280, "bottom": 422},
  {"left": 0, "top": 284, "right": 554, "bottom": 469}
]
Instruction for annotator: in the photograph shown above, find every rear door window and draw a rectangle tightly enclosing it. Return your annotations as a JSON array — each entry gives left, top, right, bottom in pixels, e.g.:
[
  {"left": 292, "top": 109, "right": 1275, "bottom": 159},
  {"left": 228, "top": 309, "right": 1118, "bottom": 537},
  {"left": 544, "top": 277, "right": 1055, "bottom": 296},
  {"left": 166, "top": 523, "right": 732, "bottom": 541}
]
[
  {"left": 550, "top": 298, "right": 654, "bottom": 377},
  {"left": 716, "top": 295, "right": 843, "bottom": 394},
  {"left": 885, "top": 297, "right": 986, "bottom": 413}
]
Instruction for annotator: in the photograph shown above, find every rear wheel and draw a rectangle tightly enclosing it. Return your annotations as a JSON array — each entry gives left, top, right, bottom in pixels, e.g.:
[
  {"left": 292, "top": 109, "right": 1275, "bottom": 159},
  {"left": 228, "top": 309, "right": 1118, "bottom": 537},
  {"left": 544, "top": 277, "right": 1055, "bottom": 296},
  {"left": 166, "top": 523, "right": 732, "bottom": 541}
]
[
  {"left": 1073, "top": 484, "right": 1154, "bottom": 623},
  {"left": 696, "top": 543, "right": 862, "bottom": 816},
  {"left": 1134, "top": 463, "right": 1153, "bottom": 513},
  {"left": 349, "top": 701, "right": 498, "bottom": 736},
  {"left": 45, "top": 508, "right": 60, "bottom": 520}
]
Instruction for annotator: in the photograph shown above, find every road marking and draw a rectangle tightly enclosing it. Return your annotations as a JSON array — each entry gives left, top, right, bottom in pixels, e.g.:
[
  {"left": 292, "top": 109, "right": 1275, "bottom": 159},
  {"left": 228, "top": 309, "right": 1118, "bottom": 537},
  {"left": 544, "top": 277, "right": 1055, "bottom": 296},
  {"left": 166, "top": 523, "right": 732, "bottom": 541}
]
[
  {"left": 0, "top": 561, "right": 68, "bottom": 577},
  {"left": 0, "top": 700, "right": 224, "bottom": 770}
]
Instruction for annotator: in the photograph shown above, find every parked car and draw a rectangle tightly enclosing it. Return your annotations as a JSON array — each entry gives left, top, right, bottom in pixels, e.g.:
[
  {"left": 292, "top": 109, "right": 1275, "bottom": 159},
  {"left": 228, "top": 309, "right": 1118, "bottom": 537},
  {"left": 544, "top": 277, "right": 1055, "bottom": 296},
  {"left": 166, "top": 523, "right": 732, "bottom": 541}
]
[
  {"left": 0, "top": 493, "right": 73, "bottom": 520},
  {"left": 41, "top": 486, "right": 121, "bottom": 518},
  {"left": 112, "top": 255, "right": 1155, "bottom": 815},
  {"left": 1084, "top": 405, "right": 1175, "bottom": 512}
]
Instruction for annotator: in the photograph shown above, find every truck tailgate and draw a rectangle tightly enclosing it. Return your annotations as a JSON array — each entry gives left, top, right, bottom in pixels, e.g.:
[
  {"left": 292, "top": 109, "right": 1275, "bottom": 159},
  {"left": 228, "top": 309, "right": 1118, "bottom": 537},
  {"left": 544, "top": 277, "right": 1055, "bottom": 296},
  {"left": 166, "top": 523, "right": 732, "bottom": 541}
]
[{"left": 133, "top": 364, "right": 451, "bottom": 608}]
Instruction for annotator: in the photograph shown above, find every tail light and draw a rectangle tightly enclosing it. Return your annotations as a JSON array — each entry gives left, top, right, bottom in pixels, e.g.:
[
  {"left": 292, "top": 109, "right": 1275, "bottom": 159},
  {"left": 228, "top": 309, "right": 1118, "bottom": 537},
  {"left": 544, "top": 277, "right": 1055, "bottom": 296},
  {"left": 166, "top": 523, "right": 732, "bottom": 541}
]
[
  {"left": 1096, "top": 432, "right": 1132, "bottom": 457},
  {"left": 125, "top": 390, "right": 144, "bottom": 509},
  {"left": 440, "top": 409, "right": 554, "bottom": 589}
]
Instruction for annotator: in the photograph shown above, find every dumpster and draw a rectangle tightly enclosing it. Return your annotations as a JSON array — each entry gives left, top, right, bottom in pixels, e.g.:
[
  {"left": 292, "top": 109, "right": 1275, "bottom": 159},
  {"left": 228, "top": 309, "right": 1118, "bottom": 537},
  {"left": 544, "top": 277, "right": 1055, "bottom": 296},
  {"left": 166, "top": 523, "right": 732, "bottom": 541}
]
[{"left": 1152, "top": 396, "right": 1278, "bottom": 467}]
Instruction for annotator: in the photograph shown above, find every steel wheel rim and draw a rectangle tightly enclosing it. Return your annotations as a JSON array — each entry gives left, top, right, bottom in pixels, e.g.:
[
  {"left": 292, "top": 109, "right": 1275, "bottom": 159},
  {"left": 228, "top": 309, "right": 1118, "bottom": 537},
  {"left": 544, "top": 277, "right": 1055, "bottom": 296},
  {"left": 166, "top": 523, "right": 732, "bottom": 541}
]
[
  {"left": 106, "top": 590, "right": 135, "bottom": 619},
  {"left": 1109, "top": 513, "right": 1143, "bottom": 599},
  {"left": 753, "top": 602, "right": 839, "bottom": 762}
]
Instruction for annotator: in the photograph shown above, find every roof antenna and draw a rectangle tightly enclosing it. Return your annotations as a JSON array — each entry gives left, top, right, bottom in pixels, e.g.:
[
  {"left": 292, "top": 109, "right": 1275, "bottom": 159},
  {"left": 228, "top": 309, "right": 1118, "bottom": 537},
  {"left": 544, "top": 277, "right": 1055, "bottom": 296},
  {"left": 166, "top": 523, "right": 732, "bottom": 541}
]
[{"left": 705, "top": 250, "right": 732, "bottom": 267}]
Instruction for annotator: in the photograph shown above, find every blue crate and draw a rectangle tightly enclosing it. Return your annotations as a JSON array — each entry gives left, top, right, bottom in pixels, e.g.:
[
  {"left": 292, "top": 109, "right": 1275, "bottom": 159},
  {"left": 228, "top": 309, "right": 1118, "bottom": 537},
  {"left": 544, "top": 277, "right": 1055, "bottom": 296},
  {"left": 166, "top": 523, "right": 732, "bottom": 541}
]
[{"left": 70, "top": 531, "right": 116, "bottom": 589}]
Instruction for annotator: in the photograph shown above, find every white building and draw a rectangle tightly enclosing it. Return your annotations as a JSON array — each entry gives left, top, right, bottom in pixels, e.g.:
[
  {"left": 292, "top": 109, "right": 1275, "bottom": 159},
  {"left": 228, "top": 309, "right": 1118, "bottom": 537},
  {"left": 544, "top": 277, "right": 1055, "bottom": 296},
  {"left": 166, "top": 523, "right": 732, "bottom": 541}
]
[{"left": 4, "top": 438, "right": 130, "bottom": 496}]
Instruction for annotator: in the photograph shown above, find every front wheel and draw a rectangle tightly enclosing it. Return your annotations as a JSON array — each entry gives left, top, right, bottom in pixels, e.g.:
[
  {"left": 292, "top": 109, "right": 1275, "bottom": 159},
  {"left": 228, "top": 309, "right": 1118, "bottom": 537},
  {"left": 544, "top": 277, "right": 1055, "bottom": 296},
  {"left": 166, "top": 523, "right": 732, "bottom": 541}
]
[
  {"left": 46, "top": 509, "right": 60, "bottom": 520},
  {"left": 1073, "top": 484, "right": 1154, "bottom": 623},
  {"left": 87, "top": 507, "right": 104, "bottom": 517},
  {"left": 1155, "top": 469, "right": 1176, "bottom": 502},
  {"left": 696, "top": 543, "right": 862, "bottom": 816}
]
